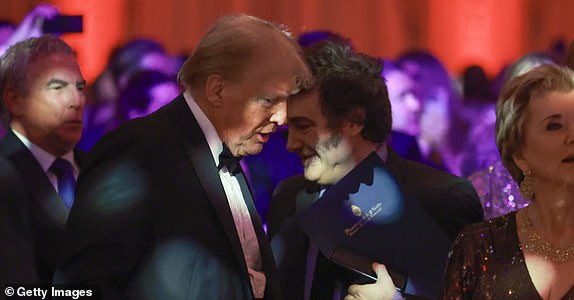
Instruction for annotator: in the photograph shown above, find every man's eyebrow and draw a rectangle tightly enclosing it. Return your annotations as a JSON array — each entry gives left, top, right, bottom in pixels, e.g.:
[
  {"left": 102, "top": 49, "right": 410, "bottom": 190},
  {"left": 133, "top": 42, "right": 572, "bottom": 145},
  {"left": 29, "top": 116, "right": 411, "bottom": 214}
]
[
  {"left": 288, "top": 116, "right": 314, "bottom": 124},
  {"left": 46, "top": 78, "right": 68, "bottom": 86},
  {"left": 288, "top": 86, "right": 301, "bottom": 96}
]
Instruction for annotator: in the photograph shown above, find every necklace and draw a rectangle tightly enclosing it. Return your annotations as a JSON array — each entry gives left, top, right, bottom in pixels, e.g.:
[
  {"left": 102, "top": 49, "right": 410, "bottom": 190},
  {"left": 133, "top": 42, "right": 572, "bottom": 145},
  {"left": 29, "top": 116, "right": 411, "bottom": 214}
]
[{"left": 520, "top": 211, "right": 574, "bottom": 264}]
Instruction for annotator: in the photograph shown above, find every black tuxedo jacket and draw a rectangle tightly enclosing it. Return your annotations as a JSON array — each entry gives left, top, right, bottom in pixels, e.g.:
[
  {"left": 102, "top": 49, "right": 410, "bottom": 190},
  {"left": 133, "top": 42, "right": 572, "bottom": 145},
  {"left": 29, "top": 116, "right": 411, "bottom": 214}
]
[
  {"left": 0, "top": 130, "right": 85, "bottom": 285},
  {"left": 267, "top": 148, "right": 484, "bottom": 299},
  {"left": 54, "top": 95, "right": 278, "bottom": 300}
]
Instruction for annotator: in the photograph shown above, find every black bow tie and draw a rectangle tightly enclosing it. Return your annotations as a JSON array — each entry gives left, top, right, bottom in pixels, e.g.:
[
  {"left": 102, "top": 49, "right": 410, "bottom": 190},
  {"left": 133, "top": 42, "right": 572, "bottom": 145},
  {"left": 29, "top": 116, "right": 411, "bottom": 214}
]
[{"left": 218, "top": 144, "right": 241, "bottom": 175}]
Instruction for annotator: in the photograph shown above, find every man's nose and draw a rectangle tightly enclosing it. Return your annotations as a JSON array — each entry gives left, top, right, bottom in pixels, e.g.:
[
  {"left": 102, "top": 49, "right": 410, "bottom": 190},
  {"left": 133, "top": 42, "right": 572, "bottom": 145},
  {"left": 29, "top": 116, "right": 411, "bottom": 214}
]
[
  {"left": 69, "top": 86, "right": 86, "bottom": 109},
  {"left": 270, "top": 101, "right": 287, "bottom": 126},
  {"left": 286, "top": 128, "right": 300, "bottom": 153},
  {"left": 406, "top": 93, "right": 421, "bottom": 113}
]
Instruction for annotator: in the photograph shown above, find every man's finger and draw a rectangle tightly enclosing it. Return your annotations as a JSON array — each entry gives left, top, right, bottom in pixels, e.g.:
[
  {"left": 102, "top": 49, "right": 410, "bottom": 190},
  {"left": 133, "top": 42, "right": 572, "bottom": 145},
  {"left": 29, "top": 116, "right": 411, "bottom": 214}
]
[
  {"left": 373, "top": 262, "right": 389, "bottom": 279},
  {"left": 347, "top": 283, "right": 360, "bottom": 295}
]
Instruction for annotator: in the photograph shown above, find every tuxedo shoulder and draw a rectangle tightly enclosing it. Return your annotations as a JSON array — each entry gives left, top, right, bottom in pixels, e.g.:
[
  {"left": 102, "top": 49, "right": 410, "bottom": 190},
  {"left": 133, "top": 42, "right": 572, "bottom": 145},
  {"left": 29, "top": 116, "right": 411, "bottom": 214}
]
[
  {"left": 395, "top": 157, "right": 483, "bottom": 223},
  {"left": 91, "top": 114, "right": 171, "bottom": 154},
  {"left": 0, "top": 155, "right": 28, "bottom": 214},
  {"left": 0, "top": 155, "right": 19, "bottom": 185},
  {"left": 269, "top": 175, "right": 317, "bottom": 237},
  {"left": 399, "top": 158, "right": 473, "bottom": 190},
  {"left": 274, "top": 175, "right": 319, "bottom": 198},
  {"left": 400, "top": 157, "right": 452, "bottom": 177},
  {"left": 275, "top": 175, "right": 305, "bottom": 191}
]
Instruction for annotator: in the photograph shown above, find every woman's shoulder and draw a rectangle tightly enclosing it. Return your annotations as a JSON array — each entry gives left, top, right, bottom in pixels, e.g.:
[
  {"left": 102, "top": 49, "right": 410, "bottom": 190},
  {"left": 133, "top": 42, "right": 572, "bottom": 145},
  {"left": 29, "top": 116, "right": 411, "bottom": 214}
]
[{"left": 456, "top": 212, "right": 517, "bottom": 244}]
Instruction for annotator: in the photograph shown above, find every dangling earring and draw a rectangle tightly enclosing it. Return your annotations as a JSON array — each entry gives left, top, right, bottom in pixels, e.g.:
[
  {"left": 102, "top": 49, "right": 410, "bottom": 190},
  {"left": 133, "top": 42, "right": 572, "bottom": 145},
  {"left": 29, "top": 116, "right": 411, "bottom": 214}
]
[{"left": 520, "top": 169, "right": 534, "bottom": 200}]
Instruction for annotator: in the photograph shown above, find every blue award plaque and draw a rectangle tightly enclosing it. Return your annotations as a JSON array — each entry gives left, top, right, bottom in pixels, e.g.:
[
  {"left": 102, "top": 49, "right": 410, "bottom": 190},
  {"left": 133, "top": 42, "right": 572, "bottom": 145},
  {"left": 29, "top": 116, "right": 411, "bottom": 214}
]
[{"left": 298, "top": 152, "right": 451, "bottom": 298}]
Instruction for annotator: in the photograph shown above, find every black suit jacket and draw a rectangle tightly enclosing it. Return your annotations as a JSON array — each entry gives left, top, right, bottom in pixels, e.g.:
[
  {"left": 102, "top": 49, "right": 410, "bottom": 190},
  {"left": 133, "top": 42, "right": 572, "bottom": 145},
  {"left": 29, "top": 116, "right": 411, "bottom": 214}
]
[
  {"left": 0, "top": 130, "right": 85, "bottom": 284},
  {"left": 54, "top": 95, "right": 278, "bottom": 300},
  {"left": 267, "top": 148, "right": 484, "bottom": 299}
]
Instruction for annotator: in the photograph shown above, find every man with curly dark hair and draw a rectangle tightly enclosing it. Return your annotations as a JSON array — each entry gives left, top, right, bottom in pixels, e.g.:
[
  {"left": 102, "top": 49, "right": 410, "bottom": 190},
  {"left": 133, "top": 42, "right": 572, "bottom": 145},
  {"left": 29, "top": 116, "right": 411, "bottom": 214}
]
[{"left": 267, "top": 40, "right": 483, "bottom": 299}]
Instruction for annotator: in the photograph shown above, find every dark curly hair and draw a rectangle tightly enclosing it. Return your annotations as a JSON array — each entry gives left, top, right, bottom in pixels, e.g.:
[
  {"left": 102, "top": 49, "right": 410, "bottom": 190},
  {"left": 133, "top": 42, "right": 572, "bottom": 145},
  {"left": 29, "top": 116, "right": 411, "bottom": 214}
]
[{"left": 302, "top": 40, "right": 391, "bottom": 143}]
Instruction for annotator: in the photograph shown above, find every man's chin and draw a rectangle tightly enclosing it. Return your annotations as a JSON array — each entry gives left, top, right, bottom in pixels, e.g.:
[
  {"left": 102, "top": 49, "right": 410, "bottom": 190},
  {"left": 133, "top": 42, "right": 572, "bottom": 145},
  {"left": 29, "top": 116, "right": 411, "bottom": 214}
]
[
  {"left": 303, "top": 170, "right": 321, "bottom": 184},
  {"left": 241, "top": 143, "right": 264, "bottom": 157},
  {"left": 58, "top": 132, "right": 82, "bottom": 147}
]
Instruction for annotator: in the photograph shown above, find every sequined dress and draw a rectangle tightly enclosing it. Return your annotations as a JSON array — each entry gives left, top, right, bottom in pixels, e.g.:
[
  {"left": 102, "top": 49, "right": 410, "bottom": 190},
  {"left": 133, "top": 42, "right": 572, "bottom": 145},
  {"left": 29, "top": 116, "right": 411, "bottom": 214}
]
[
  {"left": 468, "top": 161, "right": 530, "bottom": 220},
  {"left": 439, "top": 212, "right": 574, "bottom": 299}
]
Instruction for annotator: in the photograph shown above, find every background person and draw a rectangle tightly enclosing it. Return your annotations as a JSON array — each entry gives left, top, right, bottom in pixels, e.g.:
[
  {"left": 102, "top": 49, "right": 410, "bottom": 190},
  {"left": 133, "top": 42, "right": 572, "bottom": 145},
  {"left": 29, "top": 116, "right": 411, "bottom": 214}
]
[{"left": 0, "top": 35, "right": 86, "bottom": 285}]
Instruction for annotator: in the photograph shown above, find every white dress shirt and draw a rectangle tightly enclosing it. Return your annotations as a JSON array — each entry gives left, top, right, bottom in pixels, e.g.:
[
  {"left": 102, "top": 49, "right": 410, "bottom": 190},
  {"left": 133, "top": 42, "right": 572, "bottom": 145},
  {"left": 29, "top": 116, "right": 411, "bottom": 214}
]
[
  {"left": 12, "top": 129, "right": 79, "bottom": 193},
  {"left": 184, "top": 92, "right": 266, "bottom": 298}
]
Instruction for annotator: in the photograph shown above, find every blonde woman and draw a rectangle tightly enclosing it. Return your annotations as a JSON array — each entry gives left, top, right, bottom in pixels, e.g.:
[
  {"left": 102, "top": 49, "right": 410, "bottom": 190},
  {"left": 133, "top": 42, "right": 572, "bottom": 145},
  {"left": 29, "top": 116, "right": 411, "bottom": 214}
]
[{"left": 440, "top": 64, "right": 574, "bottom": 299}]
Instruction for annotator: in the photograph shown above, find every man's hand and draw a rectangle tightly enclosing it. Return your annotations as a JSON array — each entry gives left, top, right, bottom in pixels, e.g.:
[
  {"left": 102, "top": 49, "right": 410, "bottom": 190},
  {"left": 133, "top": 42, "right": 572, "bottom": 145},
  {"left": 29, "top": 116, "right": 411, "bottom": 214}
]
[{"left": 345, "top": 263, "right": 401, "bottom": 300}]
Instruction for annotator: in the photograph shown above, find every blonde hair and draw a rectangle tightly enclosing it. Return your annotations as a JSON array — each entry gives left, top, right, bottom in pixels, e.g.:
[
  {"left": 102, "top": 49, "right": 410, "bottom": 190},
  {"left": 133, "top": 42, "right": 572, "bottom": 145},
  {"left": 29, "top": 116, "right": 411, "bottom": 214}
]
[
  {"left": 496, "top": 64, "right": 574, "bottom": 183},
  {"left": 178, "top": 14, "right": 303, "bottom": 89}
]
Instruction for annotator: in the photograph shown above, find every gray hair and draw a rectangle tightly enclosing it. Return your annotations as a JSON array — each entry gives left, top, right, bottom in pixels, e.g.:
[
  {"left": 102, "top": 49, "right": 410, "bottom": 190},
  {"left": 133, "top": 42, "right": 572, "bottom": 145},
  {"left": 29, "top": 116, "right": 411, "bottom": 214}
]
[{"left": 0, "top": 35, "right": 75, "bottom": 125}]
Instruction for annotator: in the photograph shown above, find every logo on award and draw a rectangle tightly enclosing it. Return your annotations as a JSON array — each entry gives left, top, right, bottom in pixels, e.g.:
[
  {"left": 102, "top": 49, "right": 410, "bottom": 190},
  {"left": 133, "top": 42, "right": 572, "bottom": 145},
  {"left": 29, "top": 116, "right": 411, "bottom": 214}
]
[
  {"left": 344, "top": 202, "right": 383, "bottom": 236},
  {"left": 351, "top": 205, "right": 362, "bottom": 216}
]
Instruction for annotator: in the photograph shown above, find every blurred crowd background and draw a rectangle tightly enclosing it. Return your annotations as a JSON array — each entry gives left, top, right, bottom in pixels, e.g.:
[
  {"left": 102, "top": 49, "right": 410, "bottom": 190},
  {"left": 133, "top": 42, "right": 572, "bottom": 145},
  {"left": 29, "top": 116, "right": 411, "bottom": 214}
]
[
  {"left": 1, "top": 0, "right": 572, "bottom": 222},
  {"left": 2, "top": 0, "right": 573, "bottom": 82}
]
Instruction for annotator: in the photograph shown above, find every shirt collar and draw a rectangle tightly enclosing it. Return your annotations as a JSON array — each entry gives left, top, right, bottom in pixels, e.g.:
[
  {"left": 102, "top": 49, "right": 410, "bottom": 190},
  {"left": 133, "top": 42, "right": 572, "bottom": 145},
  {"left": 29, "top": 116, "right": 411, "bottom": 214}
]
[
  {"left": 183, "top": 91, "right": 224, "bottom": 166},
  {"left": 11, "top": 128, "right": 78, "bottom": 173}
]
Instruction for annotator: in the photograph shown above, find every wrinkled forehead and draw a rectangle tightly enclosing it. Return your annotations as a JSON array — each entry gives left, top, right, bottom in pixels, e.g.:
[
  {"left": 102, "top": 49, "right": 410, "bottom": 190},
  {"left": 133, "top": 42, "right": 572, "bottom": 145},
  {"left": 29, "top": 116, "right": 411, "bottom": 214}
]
[
  {"left": 6, "top": 53, "right": 73, "bottom": 89},
  {"left": 22, "top": 53, "right": 82, "bottom": 87},
  {"left": 242, "top": 42, "right": 310, "bottom": 95},
  {"left": 528, "top": 89, "right": 574, "bottom": 111},
  {"left": 27, "top": 52, "right": 80, "bottom": 74}
]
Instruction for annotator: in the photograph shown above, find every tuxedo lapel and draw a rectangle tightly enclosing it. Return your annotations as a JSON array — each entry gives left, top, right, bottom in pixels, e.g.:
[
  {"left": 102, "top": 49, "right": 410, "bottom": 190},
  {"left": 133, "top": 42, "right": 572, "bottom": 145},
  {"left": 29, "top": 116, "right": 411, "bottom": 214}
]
[
  {"left": 165, "top": 96, "right": 249, "bottom": 275},
  {"left": 295, "top": 185, "right": 322, "bottom": 300},
  {"left": 236, "top": 170, "right": 280, "bottom": 297},
  {"left": 0, "top": 131, "right": 72, "bottom": 282},
  {"left": 296, "top": 181, "right": 320, "bottom": 215},
  {"left": 384, "top": 148, "right": 408, "bottom": 187},
  {"left": 268, "top": 176, "right": 321, "bottom": 299},
  {"left": 73, "top": 148, "right": 87, "bottom": 169},
  {"left": 0, "top": 131, "right": 69, "bottom": 225}
]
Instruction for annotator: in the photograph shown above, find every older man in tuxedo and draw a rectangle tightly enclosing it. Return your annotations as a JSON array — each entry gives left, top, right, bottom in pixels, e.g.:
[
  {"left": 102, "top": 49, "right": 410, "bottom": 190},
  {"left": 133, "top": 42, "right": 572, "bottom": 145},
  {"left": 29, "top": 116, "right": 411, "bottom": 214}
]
[
  {"left": 0, "top": 36, "right": 86, "bottom": 285},
  {"left": 267, "top": 40, "right": 483, "bottom": 299},
  {"left": 55, "top": 14, "right": 311, "bottom": 300}
]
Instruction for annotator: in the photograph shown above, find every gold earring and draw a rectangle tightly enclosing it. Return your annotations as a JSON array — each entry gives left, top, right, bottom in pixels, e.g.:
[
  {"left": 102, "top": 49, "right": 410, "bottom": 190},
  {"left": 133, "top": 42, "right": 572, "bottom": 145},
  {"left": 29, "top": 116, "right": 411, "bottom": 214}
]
[{"left": 520, "top": 169, "right": 534, "bottom": 200}]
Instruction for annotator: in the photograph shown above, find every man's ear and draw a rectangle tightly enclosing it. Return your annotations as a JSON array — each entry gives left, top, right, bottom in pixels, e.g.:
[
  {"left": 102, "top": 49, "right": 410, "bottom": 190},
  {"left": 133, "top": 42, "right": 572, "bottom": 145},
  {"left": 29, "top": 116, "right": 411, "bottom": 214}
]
[
  {"left": 204, "top": 74, "right": 225, "bottom": 107},
  {"left": 342, "top": 106, "right": 366, "bottom": 136},
  {"left": 3, "top": 87, "right": 23, "bottom": 117}
]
